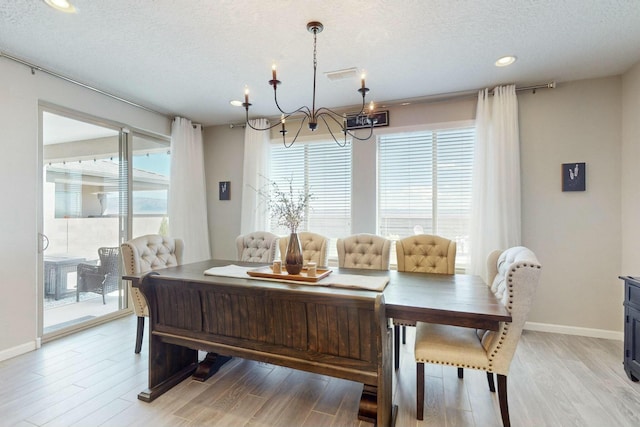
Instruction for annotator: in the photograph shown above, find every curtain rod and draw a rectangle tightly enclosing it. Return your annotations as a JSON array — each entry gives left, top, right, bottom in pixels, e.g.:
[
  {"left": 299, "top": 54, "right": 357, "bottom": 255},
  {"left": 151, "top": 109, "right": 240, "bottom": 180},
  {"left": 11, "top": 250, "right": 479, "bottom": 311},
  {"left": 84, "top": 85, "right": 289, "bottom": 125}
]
[
  {"left": 383, "top": 81, "right": 557, "bottom": 107},
  {"left": 1, "top": 51, "right": 172, "bottom": 118}
]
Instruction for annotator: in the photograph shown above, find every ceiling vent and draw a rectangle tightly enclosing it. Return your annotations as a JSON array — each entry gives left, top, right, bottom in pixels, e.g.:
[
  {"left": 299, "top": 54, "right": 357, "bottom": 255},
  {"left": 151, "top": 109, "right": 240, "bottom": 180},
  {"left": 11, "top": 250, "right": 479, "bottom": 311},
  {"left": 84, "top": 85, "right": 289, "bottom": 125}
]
[{"left": 324, "top": 67, "right": 358, "bottom": 81}]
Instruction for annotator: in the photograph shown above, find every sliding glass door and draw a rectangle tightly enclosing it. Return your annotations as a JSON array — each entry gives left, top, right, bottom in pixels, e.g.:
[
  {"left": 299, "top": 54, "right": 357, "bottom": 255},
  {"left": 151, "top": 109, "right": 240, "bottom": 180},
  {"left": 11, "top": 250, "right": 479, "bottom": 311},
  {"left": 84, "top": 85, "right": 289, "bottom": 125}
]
[
  {"left": 40, "top": 108, "right": 170, "bottom": 338},
  {"left": 41, "top": 111, "right": 125, "bottom": 335}
]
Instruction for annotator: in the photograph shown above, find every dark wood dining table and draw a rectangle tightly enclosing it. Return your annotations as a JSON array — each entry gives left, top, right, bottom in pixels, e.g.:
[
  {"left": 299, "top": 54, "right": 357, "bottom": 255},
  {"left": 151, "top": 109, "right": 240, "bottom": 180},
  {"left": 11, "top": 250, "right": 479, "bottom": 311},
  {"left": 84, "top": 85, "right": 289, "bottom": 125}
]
[{"left": 125, "top": 259, "right": 511, "bottom": 427}]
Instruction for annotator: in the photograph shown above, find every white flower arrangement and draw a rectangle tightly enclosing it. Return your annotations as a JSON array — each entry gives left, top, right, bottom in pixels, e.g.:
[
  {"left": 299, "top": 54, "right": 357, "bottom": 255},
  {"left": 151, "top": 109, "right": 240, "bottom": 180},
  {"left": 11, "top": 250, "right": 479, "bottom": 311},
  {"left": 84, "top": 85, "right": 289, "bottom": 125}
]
[{"left": 262, "top": 179, "right": 312, "bottom": 233}]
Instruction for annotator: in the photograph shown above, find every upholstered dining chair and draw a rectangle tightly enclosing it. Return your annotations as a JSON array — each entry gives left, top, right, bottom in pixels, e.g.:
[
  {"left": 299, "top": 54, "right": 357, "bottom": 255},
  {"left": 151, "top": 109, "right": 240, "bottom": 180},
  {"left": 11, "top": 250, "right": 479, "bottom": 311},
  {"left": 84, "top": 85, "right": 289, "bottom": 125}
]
[
  {"left": 76, "top": 246, "right": 120, "bottom": 304},
  {"left": 121, "top": 234, "right": 184, "bottom": 354},
  {"left": 414, "top": 246, "right": 542, "bottom": 426},
  {"left": 393, "top": 234, "right": 456, "bottom": 369},
  {"left": 336, "top": 233, "right": 391, "bottom": 270},
  {"left": 236, "top": 231, "right": 279, "bottom": 263},
  {"left": 279, "top": 231, "right": 329, "bottom": 268}
]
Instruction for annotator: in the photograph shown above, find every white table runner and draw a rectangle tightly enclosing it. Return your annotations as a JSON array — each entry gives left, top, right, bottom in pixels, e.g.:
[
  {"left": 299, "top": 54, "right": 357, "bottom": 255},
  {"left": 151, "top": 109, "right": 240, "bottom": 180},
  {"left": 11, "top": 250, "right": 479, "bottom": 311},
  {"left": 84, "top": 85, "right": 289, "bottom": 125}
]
[{"left": 204, "top": 264, "right": 389, "bottom": 292}]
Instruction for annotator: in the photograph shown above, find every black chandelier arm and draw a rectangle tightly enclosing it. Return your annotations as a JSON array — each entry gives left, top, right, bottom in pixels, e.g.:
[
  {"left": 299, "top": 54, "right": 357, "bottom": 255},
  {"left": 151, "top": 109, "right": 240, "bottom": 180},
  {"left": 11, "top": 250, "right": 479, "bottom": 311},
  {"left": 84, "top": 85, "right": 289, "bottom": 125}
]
[
  {"left": 317, "top": 115, "right": 349, "bottom": 147},
  {"left": 346, "top": 124, "right": 375, "bottom": 141},
  {"left": 316, "top": 110, "right": 347, "bottom": 130},
  {"left": 273, "top": 88, "right": 312, "bottom": 117},
  {"left": 316, "top": 110, "right": 376, "bottom": 142},
  {"left": 282, "top": 115, "right": 309, "bottom": 148},
  {"left": 314, "top": 103, "right": 366, "bottom": 119},
  {"left": 244, "top": 112, "right": 283, "bottom": 131}
]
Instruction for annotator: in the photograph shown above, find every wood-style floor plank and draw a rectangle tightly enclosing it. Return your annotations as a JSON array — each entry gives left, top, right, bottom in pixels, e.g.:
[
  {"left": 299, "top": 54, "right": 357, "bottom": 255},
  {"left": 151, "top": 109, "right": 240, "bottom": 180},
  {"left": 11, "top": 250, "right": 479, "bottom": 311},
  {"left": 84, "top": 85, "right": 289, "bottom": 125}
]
[{"left": 1, "top": 315, "right": 639, "bottom": 426}]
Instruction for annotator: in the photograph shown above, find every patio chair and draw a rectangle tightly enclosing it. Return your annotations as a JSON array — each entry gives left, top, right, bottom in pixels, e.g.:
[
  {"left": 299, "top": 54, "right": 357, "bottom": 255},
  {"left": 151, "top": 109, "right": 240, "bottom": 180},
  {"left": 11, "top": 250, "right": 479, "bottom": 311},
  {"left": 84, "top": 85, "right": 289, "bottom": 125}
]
[{"left": 76, "top": 247, "right": 120, "bottom": 304}]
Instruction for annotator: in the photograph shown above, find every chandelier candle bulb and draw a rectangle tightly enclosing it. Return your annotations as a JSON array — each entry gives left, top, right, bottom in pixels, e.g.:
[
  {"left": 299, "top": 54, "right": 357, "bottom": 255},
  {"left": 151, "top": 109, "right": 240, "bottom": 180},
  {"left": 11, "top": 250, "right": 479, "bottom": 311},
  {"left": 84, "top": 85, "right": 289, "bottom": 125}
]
[
  {"left": 280, "top": 114, "right": 287, "bottom": 135},
  {"left": 272, "top": 64, "right": 277, "bottom": 81},
  {"left": 361, "top": 73, "right": 366, "bottom": 89},
  {"left": 244, "top": 88, "right": 249, "bottom": 104}
]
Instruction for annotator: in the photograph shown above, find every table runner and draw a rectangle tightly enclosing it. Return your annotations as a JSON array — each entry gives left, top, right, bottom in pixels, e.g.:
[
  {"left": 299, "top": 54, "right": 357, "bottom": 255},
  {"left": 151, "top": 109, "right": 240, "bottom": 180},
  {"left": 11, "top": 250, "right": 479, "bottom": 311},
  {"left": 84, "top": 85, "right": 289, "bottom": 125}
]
[{"left": 203, "top": 264, "right": 389, "bottom": 292}]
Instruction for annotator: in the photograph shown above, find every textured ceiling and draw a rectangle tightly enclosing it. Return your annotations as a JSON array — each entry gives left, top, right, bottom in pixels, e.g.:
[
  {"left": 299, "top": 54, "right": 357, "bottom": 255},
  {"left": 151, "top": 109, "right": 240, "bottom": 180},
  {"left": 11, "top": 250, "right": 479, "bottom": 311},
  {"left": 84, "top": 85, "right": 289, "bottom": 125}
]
[{"left": 2, "top": 0, "right": 640, "bottom": 127}]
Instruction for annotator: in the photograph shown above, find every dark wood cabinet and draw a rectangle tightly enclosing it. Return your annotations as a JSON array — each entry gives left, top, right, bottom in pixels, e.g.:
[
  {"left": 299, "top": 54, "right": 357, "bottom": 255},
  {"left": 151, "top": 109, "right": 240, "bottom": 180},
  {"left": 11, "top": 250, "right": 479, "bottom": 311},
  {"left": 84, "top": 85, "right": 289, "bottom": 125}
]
[{"left": 620, "top": 276, "right": 640, "bottom": 382}]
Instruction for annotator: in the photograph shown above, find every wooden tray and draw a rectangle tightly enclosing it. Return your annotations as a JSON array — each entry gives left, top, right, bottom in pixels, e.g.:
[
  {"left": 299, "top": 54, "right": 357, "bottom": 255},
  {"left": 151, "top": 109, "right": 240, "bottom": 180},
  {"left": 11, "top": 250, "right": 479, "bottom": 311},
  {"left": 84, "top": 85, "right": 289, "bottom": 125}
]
[{"left": 247, "top": 266, "right": 332, "bottom": 283}]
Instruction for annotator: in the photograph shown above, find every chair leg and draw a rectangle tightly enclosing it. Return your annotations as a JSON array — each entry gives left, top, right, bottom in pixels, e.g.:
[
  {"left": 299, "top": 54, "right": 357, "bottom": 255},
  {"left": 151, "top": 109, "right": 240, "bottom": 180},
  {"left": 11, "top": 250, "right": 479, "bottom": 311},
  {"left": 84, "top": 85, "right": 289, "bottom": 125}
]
[
  {"left": 497, "top": 374, "right": 510, "bottom": 427},
  {"left": 135, "top": 316, "right": 145, "bottom": 354},
  {"left": 487, "top": 371, "right": 496, "bottom": 392},
  {"left": 394, "top": 324, "right": 400, "bottom": 370},
  {"left": 402, "top": 325, "right": 406, "bottom": 344},
  {"left": 458, "top": 367, "right": 464, "bottom": 378},
  {"left": 417, "top": 362, "right": 425, "bottom": 420}
]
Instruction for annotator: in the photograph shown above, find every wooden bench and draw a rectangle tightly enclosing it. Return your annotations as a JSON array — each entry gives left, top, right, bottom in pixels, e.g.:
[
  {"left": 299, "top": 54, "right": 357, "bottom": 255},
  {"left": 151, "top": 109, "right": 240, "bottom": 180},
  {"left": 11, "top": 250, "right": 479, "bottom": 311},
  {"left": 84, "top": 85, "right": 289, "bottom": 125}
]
[{"left": 135, "top": 269, "right": 396, "bottom": 426}]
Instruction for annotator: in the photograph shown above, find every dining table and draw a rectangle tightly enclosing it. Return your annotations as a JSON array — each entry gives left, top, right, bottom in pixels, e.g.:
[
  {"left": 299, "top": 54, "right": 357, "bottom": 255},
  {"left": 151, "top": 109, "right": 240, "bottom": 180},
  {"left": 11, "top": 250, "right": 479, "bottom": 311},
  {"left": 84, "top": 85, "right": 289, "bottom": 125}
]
[{"left": 124, "top": 259, "right": 511, "bottom": 427}]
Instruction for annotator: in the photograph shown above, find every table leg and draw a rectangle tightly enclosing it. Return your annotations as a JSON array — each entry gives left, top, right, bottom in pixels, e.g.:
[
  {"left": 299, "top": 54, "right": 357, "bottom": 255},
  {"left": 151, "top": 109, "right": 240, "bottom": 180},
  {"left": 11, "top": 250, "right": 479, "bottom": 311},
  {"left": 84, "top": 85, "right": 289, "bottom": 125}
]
[
  {"left": 358, "top": 384, "right": 398, "bottom": 426},
  {"left": 137, "top": 333, "right": 198, "bottom": 402},
  {"left": 192, "top": 352, "right": 232, "bottom": 382}
]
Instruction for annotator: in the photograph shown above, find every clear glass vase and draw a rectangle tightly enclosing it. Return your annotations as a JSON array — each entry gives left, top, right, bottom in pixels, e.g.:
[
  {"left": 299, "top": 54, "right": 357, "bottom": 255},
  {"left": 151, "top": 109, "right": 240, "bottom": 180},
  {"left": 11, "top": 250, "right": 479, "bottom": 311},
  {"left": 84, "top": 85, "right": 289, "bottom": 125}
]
[{"left": 285, "top": 232, "right": 303, "bottom": 275}]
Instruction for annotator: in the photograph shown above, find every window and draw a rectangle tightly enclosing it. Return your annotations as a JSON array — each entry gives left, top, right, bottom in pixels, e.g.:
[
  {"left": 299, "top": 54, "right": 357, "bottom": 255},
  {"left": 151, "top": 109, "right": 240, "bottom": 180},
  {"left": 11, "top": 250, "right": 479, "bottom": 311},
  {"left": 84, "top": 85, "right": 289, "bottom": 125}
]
[
  {"left": 269, "top": 140, "right": 352, "bottom": 262},
  {"left": 377, "top": 125, "right": 475, "bottom": 269}
]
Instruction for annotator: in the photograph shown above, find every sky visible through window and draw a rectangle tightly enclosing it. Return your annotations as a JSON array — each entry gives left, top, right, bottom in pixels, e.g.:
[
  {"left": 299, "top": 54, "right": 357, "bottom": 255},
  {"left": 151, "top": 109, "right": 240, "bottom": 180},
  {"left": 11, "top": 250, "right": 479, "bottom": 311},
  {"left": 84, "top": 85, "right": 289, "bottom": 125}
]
[{"left": 103, "top": 152, "right": 170, "bottom": 215}]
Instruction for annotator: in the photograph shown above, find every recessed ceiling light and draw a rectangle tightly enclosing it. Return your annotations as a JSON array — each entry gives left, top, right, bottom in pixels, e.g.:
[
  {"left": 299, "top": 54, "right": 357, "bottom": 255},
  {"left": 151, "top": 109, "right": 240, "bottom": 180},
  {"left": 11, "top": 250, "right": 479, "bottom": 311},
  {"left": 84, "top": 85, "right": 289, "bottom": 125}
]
[
  {"left": 495, "top": 56, "right": 517, "bottom": 67},
  {"left": 43, "top": 0, "right": 77, "bottom": 13},
  {"left": 230, "top": 100, "right": 243, "bottom": 107}
]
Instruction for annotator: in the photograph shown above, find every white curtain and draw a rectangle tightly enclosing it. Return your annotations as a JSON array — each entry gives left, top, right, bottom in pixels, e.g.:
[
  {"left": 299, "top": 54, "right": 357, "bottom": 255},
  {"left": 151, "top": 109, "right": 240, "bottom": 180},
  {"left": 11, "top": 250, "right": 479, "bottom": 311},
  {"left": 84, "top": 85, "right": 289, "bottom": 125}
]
[
  {"left": 240, "top": 118, "right": 271, "bottom": 234},
  {"left": 468, "top": 85, "right": 521, "bottom": 279},
  {"left": 168, "top": 117, "right": 211, "bottom": 263}
]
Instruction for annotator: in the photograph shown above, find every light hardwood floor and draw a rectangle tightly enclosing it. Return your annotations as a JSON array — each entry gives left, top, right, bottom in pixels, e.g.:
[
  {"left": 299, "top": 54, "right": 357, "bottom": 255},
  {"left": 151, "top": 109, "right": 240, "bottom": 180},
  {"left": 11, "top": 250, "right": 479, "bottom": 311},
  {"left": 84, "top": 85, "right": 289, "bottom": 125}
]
[{"left": 1, "top": 315, "right": 639, "bottom": 426}]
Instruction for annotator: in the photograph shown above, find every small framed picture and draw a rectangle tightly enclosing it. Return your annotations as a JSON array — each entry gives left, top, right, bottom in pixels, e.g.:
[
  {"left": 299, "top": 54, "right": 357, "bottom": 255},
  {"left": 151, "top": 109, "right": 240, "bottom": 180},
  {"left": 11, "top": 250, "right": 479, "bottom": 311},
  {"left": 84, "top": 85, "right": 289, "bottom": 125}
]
[
  {"left": 562, "top": 163, "right": 586, "bottom": 192},
  {"left": 219, "top": 181, "right": 230, "bottom": 200}
]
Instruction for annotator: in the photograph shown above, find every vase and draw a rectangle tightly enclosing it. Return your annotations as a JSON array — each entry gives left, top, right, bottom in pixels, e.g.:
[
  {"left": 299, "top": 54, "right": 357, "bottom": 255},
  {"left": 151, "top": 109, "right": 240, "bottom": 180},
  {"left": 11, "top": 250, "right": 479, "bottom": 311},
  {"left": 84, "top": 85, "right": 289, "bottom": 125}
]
[{"left": 285, "top": 232, "right": 304, "bottom": 275}]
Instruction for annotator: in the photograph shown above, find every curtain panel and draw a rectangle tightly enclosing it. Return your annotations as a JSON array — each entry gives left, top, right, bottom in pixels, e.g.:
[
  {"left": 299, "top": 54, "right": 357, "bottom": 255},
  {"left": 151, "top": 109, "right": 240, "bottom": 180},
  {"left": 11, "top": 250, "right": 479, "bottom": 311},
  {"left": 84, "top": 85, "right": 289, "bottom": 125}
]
[
  {"left": 468, "top": 85, "right": 521, "bottom": 279},
  {"left": 240, "top": 118, "right": 271, "bottom": 234},
  {"left": 168, "top": 117, "right": 211, "bottom": 263}
]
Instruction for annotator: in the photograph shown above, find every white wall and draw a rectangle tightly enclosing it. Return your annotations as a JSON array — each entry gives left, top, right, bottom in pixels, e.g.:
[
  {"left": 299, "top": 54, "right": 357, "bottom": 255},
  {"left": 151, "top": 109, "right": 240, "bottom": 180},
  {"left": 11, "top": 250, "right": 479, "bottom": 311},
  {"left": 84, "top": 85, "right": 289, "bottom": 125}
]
[
  {"left": 0, "top": 58, "right": 170, "bottom": 360},
  {"left": 204, "top": 76, "right": 630, "bottom": 337}
]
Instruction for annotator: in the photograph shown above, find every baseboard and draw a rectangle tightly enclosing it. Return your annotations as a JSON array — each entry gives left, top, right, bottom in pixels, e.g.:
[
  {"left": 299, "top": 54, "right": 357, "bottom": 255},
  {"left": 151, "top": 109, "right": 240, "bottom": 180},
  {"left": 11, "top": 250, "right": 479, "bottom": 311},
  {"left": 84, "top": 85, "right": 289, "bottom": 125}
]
[
  {"left": 525, "top": 321, "right": 623, "bottom": 341},
  {"left": 0, "top": 340, "right": 38, "bottom": 362}
]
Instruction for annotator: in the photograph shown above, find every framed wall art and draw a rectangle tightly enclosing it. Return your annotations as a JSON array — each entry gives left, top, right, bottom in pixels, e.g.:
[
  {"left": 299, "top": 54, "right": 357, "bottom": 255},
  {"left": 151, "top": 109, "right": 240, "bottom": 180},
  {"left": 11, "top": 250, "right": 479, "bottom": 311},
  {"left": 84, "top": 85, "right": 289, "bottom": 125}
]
[
  {"left": 219, "top": 181, "right": 231, "bottom": 200},
  {"left": 562, "top": 162, "right": 586, "bottom": 192}
]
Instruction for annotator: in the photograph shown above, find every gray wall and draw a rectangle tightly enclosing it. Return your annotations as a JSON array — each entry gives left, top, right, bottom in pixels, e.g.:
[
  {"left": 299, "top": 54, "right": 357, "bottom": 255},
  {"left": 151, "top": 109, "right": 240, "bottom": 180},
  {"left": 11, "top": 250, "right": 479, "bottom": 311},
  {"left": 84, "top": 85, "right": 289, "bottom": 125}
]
[
  {"left": 520, "top": 77, "right": 622, "bottom": 334},
  {"left": 204, "top": 73, "right": 640, "bottom": 338},
  {"left": 622, "top": 61, "right": 640, "bottom": 274},
  {"left": 203, "top": 125, "right": 245, "bottom": 260},
  {"left": 0, "top": 58, "right": 170, "bottom": 360}
]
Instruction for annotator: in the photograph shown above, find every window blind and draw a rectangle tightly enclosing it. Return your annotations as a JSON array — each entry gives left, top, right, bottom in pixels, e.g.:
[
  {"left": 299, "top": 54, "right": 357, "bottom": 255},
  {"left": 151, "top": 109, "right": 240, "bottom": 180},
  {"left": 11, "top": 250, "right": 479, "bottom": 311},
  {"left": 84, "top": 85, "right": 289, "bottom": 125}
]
[
  {"left": 270, "top": 141, "right": 352, "bottom": 261},
  {"left": 378, "top": 126, "right": 475, "bottom": 268}
]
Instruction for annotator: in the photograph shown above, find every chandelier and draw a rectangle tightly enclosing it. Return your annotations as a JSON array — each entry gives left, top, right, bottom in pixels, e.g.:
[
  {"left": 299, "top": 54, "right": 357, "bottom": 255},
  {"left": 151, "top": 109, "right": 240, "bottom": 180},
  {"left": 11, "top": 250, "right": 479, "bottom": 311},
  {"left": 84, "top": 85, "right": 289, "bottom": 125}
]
[{"left": 242, "top": 21, "right": 378, "bottom": 147}]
